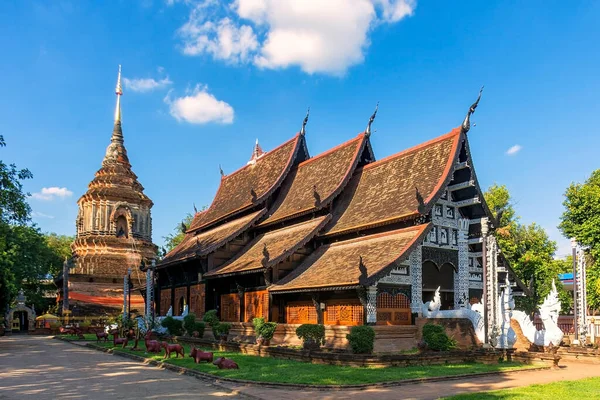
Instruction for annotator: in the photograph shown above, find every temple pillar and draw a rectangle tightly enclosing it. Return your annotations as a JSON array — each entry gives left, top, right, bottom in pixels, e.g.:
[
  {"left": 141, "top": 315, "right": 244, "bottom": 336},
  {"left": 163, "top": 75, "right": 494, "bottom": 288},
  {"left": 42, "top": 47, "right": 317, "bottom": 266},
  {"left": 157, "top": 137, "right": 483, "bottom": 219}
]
[
  {"left": 482, "top": 217, "right": 499, "bottom": 344},
  {"left": 366, "top": 286, "right": 377, "bottom": 325},
  {"left": 410, "top": 245, "right": 423, "bottom": 315},
  {"left": 311, "top": 294, "right": 323, "bottom": 325},
  {"left": 456, "top": 218, "right": 469, "bottom": 308},
  {"left": 145, "top": 260, "right": 154, "bottom": 319}
]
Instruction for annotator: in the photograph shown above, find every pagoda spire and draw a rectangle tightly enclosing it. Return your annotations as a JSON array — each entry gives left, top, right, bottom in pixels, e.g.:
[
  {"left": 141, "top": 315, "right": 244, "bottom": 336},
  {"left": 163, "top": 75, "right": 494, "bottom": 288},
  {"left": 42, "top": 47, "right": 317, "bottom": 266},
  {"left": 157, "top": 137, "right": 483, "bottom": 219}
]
[
  {"left": 103, "top": 65, "right": 129, "bottom": 165},
  {"left": 115, "top": 65, "right": 123, "bottom": 124}
]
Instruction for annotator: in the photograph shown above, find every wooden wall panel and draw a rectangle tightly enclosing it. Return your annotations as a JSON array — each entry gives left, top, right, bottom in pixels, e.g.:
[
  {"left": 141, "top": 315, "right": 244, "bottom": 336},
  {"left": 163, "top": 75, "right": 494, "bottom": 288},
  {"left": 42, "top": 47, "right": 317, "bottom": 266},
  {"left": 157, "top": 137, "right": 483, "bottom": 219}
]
[
  {"left": 189, "top": 284, "right": 206, "bottom": 318},
  {"left": 174, "top": 287, "right": 187, "bottom": 316},
  {"left": 221, "top": 293, "right": 240, "bottom": 322},
  {"left": 286, "top": 301, "right": 317, "bottom": 324},
  {"left": 160, "top": 289, "right": 171, "bottom": 316},
  {"left": 244, "top": 290, "right": 269, "bottom": 322},
  {"left": 376, "top": 292, "right": 411, "bottom": 325},
  {"left": 324, "top": 300, "right": 363, "bottom": 326}
]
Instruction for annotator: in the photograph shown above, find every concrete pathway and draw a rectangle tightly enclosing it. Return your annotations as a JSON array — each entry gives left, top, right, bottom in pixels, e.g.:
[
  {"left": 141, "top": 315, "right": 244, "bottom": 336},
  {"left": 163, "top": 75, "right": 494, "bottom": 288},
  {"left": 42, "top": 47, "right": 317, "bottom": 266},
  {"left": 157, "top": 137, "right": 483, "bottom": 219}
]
[
  {"left": 0, "top": 335, "right": 245, "bottom": 399},
  {"left": 1, "top": 335, "right": 599, "bottom": 399}
]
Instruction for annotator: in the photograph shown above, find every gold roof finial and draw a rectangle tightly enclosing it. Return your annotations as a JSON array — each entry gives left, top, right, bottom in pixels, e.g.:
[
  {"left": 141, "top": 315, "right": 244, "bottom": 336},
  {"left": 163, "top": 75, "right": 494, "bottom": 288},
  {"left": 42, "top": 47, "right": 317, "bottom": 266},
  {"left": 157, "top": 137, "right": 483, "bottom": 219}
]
[{"left": 114, "top": 65, "right": 123, "bottom": 123}]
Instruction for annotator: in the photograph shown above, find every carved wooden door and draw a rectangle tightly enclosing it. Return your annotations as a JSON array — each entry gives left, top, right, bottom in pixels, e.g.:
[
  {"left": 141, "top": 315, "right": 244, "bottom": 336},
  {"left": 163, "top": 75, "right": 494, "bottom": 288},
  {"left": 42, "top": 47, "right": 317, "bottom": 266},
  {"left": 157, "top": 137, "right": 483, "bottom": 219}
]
[
  {"left": 160, "top": 289, "right": 171, "bottom": 315},
  {"left": 220, "top": 294, "right": 240, "bottom": 322},
  {"left": 286, "top": 302, "right": 317, "bottom": 324},
  {"left": 190, "top": 284, "right": 206, "bottom": 318},
  {"left": 376, "top": 292, "right": 411, "bottom": 325}
]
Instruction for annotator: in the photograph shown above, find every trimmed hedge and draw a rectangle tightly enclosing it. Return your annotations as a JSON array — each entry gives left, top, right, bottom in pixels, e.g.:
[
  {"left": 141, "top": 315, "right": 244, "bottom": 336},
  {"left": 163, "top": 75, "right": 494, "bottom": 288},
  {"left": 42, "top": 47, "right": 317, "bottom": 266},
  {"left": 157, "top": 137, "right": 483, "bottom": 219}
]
[
  {"left": 161, "top": 316, "right": 184, "bottom": 336},
  {"left": 346, "top": 325, "right": 375, "bottom": 354},
  {"left": 296, "top": 324, "right": 326, "bottom": 346},
  {"left": 183, "top": 314, "right": 205, "bottom": 337}
]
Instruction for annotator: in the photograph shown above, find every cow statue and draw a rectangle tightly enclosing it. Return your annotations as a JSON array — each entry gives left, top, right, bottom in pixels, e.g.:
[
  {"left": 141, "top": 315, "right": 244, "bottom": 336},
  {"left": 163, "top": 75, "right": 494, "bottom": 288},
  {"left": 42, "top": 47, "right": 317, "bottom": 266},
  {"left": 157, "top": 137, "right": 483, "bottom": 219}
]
[
  {"left": 144, "top": 331, "right": 162, "bottom": 353},
  {"left": 161, "top": 342, "right": 184, "bottom": 359},
  {"left": 213, "top": 357, "right": 239, "bottom": 369},
  {"left": 190, "top": 345, "right": 213, "bottom": 364}
]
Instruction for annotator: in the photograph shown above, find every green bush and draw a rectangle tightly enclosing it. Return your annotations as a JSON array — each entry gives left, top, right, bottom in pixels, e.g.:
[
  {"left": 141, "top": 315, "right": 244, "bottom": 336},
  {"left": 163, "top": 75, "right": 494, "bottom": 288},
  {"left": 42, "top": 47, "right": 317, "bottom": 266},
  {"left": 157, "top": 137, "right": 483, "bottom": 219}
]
[
  {"left": 160, "top": 316, "right": 184, "bottom": 336},
  {"left": 296, "top": 324, "right": 326, "bottom": 346},
  {"left": 217, "top": 322, "right": 232, "bottom": 335},
  {"left": 252, "top": 317, "right": 265, "bottom": 334},
  {"left": 259, "top": 322, "right": 277, "bottom": 341},
  {"left": 203, "top": 310, "right": 219, "bottom": 327},
  {"left": 422, "top": 323, "right": 456, "bottom": 351},
  {"left": 346, "top": 325, "right": 375, "bottom": 354},
  {"left": 183, "top": 313, "right": 205, "bottom": 337}
]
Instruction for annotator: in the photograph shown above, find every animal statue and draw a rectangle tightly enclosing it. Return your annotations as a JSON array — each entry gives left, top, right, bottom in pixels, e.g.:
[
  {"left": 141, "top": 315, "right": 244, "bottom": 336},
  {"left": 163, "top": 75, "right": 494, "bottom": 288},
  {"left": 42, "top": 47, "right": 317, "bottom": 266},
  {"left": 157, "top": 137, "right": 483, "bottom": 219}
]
[
  {"left": 112, "top": 332, "right": 129, "bottom": 348},
  {"left": 161, "top": 342, "right": 184, "bottom": 359},
  {"left": 422, "top": 286, "right": 442, "bottom": 316},
  {"left": 511, "top": 280, "right": 564, "bottom": 347},
  {"left": 213, "top": 357, "right": 239, "bottom": 369},
  {"left": 190, "top": 346, "right": 213, "bottom": 363},
  {"left": 144, "top": 331, "right": 162, "bottom": 353},
  {"left": 496, "top": 276, "right": 517, "bottom": 349},
  {"left": 95, "top": 330, "right": 109, "bottom": 343}
]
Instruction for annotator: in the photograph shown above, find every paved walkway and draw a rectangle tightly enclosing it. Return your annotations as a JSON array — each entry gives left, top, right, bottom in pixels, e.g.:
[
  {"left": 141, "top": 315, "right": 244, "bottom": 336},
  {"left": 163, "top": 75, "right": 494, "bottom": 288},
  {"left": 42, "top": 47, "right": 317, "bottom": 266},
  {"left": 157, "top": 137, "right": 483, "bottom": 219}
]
[
  {"left": 0, "top": 335, "right": 245, "bottom": 399},
  {"left": 1, "top": 336, "right": 600, "bottom": 400}
]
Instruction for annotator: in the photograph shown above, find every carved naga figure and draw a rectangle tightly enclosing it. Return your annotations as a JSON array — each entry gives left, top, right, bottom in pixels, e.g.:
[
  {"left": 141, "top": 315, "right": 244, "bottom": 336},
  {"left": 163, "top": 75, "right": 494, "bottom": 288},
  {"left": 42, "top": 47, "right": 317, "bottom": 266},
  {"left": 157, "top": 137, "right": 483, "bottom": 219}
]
[
  {"left": 422, "top": 286, "right": 442, "bottom": 316},
  {"left": 496, "top": 276, "right": 517, "bottom": 349},
  {"left": 190, "top": 345, "right": 214, "bottom": 363},
  {"left": 213, "top": 357, "right": 239, "bottom": 369},
  {"left": 161, "top": 342, "right": 184, "bottom": 359},
  {"left": 512, "top": 280, "right": 563, "bottom": 347}
]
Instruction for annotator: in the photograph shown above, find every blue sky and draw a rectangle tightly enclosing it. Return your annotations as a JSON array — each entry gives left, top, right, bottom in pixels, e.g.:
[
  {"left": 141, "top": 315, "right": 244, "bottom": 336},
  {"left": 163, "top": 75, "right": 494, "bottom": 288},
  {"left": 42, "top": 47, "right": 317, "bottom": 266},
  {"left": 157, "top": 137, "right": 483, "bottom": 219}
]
[{"left": 1, "top": 0, "right": 598, "bottom": 257}]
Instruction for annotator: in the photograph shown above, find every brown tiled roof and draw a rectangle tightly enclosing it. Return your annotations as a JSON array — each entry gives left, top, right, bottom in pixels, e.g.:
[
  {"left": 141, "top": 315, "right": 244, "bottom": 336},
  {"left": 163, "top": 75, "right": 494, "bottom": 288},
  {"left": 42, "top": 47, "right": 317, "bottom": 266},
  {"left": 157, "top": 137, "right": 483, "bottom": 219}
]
[
  {"left": 159, "top": 209, "right": 266, "bottom": 267},
  {"left": 188, "top": 135, "right": 303, "bottom": 232},
  {"left": 323, "top": 128, "right": 462, "bottom": 236},
  {"left": 205, "top": 215, "right": 331, "bottom": 278},
  {"left": 270, "top": 224, "right": 430, "bottom": 292},
  {"left": 260, "top": 133, "right": 367, "bottom": 226}
]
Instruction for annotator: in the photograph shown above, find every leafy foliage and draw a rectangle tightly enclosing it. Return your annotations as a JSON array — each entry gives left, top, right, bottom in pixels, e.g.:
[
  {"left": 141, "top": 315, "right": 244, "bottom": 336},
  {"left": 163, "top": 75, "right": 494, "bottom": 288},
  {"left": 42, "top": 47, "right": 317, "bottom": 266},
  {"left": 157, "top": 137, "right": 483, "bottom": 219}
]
[
  {"left": 422, "top": 323, "right": 456, "bottom": 351},
  {"left": 559, "top": 169, "right": 600, "bottom": 314},
  {"left": 216, "top": 322, "right": 231, "bottom": 336},
  {"left": 202, "top": 309, "right": 222, "bottom": 339},
  {"left": 484, "top": 184, "right": 572, "bottom": 314},
  {"left": 253, "top": 317, "right": 276, "bottom": 341},
  {"left": 296, "top": 324, "right": 326, "bottom": 346},
  {"left": 346, "top": 325, "right": 375, "bottom": 354},
  {"left": 160, "top": 316, "right": 184, "bottom": 336},
  {"left": 183, "top": 313, "right": 206, "bottom": 337}
]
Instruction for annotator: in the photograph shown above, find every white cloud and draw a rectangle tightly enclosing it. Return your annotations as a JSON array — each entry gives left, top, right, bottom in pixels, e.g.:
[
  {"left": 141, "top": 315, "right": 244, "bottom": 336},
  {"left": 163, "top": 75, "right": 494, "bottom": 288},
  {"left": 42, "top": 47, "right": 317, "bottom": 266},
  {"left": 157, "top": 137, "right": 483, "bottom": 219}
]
[
  {"left": 123, "top": 76, "right": 173, "bottom": 93},
  {"left": 32, "top": 211, "right": 55, "bottom": 219},
  {"left": 31, "top": 187, "right": 73, "bottom": 201},
  {"left": 506, "top": 145, "right": 522, "bottom": 156},
  {"left": 165, "top": 84, "right": 234, "bottom": 124},
  {"left": 175, "top": 0, "right": 416, "bottom": 75}
]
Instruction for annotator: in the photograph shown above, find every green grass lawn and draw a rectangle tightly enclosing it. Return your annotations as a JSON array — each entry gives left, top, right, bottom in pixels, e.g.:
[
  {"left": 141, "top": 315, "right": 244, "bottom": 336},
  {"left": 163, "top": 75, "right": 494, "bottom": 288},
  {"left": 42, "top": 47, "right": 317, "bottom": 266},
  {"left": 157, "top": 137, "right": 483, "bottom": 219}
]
[
  {"left": 95, "top": 342, "right": 540, "bottom": 385},
  {"left": 58, "top": 333, "right": 100, "bottom": 341},
  {"left": 445, "top": 377, "right": 600, "bottom": 399}
]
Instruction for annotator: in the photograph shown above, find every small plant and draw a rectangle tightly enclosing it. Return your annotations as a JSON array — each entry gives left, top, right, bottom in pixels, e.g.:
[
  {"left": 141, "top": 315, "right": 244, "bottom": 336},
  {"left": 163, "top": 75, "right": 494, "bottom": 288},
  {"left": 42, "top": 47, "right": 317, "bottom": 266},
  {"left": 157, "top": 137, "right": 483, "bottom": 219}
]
[
  {"left": 296, "top": 324, "right": 325, "bottom": 350},
  {"left": 79, "top": 320, "right": 91, "bottom": 328},
  {"left": 253, "top": 317, "right": 265, "bottom": 334},
  {"left": 259, "top": 322, "right": 277, "bottom": 341},
  {"left": 183, "top": 313, "right": 205, "bottom": 337},
  {"left": 215, "top": 322, "right": 231, "bottom": 340},
  {"left": 161, "top": 316, "right": 184, "bottom": 336},
  {"left": 203, "top": 310, "right": 221, "bottom": 339},
  {"left": 422, "top": 323, "right": 456, "bottom": 351},
  {"left": 346, "top": 325, "right": 375, "bottom": 354}
]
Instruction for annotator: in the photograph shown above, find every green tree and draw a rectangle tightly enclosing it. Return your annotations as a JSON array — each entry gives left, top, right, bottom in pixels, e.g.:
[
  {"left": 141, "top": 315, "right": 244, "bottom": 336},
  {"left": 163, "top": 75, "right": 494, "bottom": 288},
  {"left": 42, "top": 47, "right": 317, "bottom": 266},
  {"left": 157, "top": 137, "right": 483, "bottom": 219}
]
[
  {"left": 44, "top": 233, "right": 74, "bottom": 276},
  {"left": 163, "top": 212, "right": 196, "bottom": 253},
  {"left": 559, "top": 169, "right": 600, "bottom": 313},
  {"left": 484, "top": 184, "right": 571, "bottom": 314},
  {"left": 0, "top": 135, "right": 33, "bottom": 312}
]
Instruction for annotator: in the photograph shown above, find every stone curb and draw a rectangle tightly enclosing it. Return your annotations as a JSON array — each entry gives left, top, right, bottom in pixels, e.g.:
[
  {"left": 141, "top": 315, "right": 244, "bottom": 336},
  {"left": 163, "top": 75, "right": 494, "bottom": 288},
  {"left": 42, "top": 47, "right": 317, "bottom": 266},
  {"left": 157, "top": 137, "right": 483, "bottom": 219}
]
[{"left": 82, "top": 342, "right": 550, "bottom": 391}]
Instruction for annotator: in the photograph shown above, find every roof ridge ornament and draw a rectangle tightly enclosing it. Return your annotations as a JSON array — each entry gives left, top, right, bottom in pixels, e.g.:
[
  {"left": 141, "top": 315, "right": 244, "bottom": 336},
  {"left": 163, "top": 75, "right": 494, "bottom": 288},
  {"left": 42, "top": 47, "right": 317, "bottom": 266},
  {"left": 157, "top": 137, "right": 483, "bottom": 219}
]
[
  {"left": 365, "top": 102, "right": 378, "bottom": 137},
  {"left": 461, "top": 86, "right": 484, "bottom": 134},
  {"left": 219, "top": 164, "right": 224, "bottom": 177},
  {"left": 300, "top": 107, "right": 310, "bottom": 136}
]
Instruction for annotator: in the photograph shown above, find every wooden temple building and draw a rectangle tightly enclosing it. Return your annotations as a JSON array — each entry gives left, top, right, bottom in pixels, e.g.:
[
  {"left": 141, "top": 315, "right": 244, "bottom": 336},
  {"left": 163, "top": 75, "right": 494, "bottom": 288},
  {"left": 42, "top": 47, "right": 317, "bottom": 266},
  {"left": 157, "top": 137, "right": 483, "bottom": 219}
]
[
  {"left": 154, "top": 93, "right": 526, "bottom": 339},
  {"left": 57, "top": 67, "right": 157, "bottom": 316}
]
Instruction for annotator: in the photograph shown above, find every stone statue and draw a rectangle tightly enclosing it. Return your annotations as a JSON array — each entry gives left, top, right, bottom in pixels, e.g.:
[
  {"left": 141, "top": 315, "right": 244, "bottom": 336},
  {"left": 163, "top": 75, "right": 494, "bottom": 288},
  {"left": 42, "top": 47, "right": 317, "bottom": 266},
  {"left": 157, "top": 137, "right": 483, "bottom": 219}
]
[
  {"left": 161, "top": 342, "right": 184, "bottom": 358},
  {"left": 190, "top": 345, "right": 214, "bottom": 363},
  {"left": 166, "top": 306, "right": 173, "bottom": 317},
  {"left": 213, "top": 357, "right": 239, "bottom": 369},
  {"left": 144, "top": 330, "right": 161, "bottom": 353},
  {"left": 511, "top": 280, "right": 564, "bottom": 347},
  {"left": 422, "top": 287, "right": 441, "bottom": 315},
  {"left": 496, "top": 276, "right": 516, "bottom": 349},
  {"left": 181, "top": 304, "right": 189, "bottom": 317}
]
